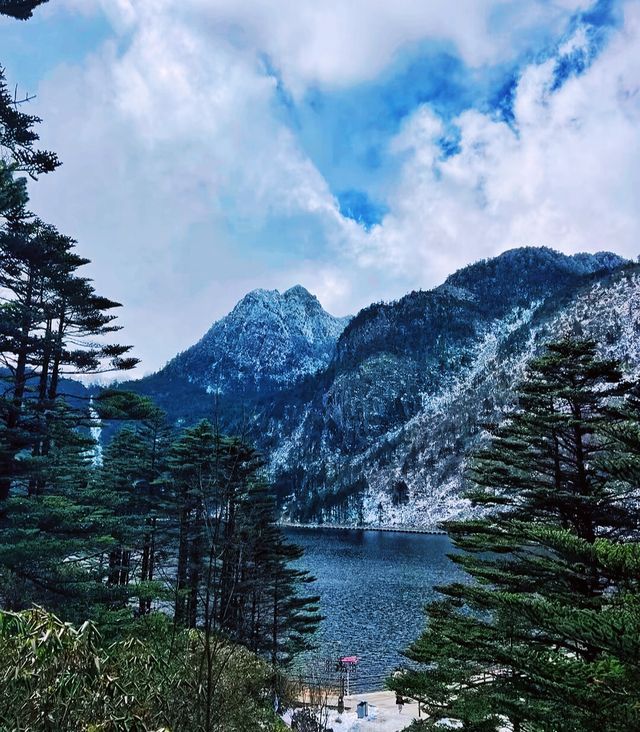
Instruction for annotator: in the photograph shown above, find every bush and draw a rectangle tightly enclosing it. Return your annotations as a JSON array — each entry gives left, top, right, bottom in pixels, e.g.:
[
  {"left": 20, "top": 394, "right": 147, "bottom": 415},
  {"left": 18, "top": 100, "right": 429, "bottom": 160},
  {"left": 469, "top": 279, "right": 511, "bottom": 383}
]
[{"left": 0, "top": 607, "right": 286, "bottom": 731}]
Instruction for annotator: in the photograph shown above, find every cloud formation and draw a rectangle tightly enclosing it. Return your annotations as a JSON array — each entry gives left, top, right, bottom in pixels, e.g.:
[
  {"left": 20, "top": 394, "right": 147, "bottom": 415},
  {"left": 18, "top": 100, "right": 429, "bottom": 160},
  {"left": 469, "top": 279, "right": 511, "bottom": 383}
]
[
  {"left": 19, "top": 0, "right": 640, "bottom": 374},
  {"left": 367, "top": 0, "right": 640, "bottom": 280},
  {"left": 60, "top": 0, "right": 594, "bottom": 89}
]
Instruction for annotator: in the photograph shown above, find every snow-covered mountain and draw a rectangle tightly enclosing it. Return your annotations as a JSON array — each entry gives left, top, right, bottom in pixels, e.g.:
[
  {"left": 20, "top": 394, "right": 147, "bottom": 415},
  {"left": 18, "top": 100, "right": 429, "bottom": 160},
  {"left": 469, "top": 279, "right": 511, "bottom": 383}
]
[
  {"left": 124, "top": 247, "right": 639, "bottom": 527},
  {"left": 124, "top": 284, "right": 349, "bottom": 426},
  {"left": 164, "top": 285, "right": 350, "bottom": 396}
]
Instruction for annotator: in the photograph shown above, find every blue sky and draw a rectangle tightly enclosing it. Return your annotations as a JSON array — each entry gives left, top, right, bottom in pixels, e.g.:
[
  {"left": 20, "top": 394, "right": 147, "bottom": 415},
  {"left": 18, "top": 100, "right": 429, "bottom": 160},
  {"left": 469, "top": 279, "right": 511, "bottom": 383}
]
[{"left": 1, "top": 0, "right": 638, "bottom": 374}]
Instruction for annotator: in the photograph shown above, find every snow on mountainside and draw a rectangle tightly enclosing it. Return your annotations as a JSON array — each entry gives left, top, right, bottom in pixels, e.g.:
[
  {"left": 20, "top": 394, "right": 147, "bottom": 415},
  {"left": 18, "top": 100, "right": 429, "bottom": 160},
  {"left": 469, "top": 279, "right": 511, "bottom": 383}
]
[
  {"left": 162, "top": 285, "right": 350, "bottom": 395},
  {"left": 256, "top": 250, "right": 636, "bottom": 527},
  {"left": 351, "top": 267, "right": 640, "bottom": 528},
  {"left": 123, "top": 247, "right": 638, "bottom": 528}
]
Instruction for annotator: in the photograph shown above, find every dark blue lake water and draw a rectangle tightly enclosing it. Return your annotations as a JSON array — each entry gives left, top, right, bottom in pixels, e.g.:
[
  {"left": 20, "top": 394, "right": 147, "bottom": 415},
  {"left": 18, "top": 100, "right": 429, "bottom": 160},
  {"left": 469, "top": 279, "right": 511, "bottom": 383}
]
[{"left": 285, "top": 528, "right": 463, "bottom": 690}]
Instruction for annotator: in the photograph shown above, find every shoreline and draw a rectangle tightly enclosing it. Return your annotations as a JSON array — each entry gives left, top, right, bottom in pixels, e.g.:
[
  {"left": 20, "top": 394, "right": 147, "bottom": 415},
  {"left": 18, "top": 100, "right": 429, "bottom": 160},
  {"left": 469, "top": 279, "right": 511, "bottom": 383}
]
[{"left": 279, "top": 521, "right": 446, "bottom": 535}]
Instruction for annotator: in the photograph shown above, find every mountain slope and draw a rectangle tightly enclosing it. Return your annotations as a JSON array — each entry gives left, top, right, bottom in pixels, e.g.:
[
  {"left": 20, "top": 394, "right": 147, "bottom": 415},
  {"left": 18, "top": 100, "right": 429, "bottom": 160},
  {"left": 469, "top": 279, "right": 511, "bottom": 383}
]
[
  {"left": 120, "top": 247, "right": 637, "bottom": 527},
  {"left": 168, "top": 284, "right": 350, "bottom": 395},
  {"left": 255, "top": 249, "right": 635, "bottom": 524}
]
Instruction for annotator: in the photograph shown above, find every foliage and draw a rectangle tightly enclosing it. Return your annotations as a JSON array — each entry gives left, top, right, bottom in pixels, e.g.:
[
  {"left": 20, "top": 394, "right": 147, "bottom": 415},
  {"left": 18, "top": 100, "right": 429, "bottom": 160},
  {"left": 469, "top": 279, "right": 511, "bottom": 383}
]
[
  {"left": 0, "top": 606, "right": 287, "bottom": 731},
  {"left": 391, "top": 339, "right": 640, "bottom": 731},
  {"left": 0, "top": 12, "right": 139, "bottom": 503},
  {"left": 168, "top": 420, "right": 321, "bottom": 665},
  {"left": 0, "top": 1, "right": 49, "bottom": 21},
  {"left": 0, "top": 10, "right": 140, "bottom": 617}
]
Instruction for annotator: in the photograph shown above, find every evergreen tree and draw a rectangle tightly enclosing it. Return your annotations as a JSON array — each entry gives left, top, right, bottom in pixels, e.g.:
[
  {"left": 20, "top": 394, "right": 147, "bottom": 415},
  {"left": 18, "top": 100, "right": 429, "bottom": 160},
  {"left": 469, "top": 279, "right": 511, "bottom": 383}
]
[
  {"left": 136, "top": 407, "right": 174, "bottom": 614},
  {"left": 0, "top": 63, "right": 58, "bottom": 178},
  {"left": 95, "top": 410, "right": 173, "bottom": 619},
  {"left": 234, "top": 480, "right": 321, "bottom": 667},
  {"left": 0, "top": 50, "right": 143, "bottom": 618},
  {"left": 100, "top": 428, "right": 150, "bottom": 590},
  {"left": 0, "top": 31, "right": 138, "bottom": 498},
  {"left": 262, "top": 532, "right": 321, "bottom": 668},
  {"left": 166, "top": 420, "right": 320, "bottom": 666},
  {"left": 0, "top": 1, "right": 49, "bottom": 21},
  {"left": 169, "top": 420, "right": 219, "bottom": 628},
  {"left": 0, "top": 405, "right": 115, "bottom": 620},
  {"left": 0, "top": 217, "right": 138, "bottom": 499},
  {"left": 392, "top": 339, "right": 640, "bottom": 731}
]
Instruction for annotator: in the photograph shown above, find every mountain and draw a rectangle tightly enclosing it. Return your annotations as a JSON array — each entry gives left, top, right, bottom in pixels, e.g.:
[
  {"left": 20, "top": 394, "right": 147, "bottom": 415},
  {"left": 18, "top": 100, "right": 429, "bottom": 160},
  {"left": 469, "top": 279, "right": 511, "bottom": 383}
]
[
  {"left": 123, "top": 285, "right": 350, "bottom": 424},
  {"left": 255, "top": 248, "right": 635, "bottom": 523},
  {"left": 167, "top": 284, "right": 350, "bottom": 394},
  {"left": 120, "top": 247, "right": 639, "bottom": 527}
]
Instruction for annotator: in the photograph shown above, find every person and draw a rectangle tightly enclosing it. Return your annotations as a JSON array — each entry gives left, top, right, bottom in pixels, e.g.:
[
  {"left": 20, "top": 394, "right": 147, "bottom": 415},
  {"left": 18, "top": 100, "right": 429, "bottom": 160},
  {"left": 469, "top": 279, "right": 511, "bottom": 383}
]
[{"left": 396, "top": 692, "right": 404, "bottom": 714}]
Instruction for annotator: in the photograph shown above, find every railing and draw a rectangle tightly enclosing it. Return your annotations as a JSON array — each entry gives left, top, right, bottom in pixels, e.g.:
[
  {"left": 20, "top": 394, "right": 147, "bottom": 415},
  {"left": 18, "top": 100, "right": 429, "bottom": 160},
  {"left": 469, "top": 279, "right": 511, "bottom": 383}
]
[{"left": 294, "top": 671, "right": 390, "bottom": 694}]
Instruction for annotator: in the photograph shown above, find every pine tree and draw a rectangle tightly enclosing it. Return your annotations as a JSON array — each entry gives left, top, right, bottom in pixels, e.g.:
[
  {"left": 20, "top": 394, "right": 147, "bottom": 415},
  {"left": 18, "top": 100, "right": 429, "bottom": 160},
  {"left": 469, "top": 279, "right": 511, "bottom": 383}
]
[
  {"left": 0, "top": 54, "right": 144, "bottom": 618},
  {"left": 0, "top": 63, "right": 59, "bottom": 177},
  {"left": 168, "top": 420, "right": 219, "bottom": 628},
  {"left": 136, "top": 407, "right": 174, "bottom": 614},
  {"left": 235, "top": 481, "right": 321, "bottom": 667},
  {"left": 262, "top": 533, "right": 321, "bottom": 668},
  {"left": 392, "top": 339, "right": 640, "bottom": 731},
  {"left": 95, "top": 410, "right": 173, "bottom": 619},
  {"left": 100, "top": 428, "right": 149, "bottom": 590},
  {"left": 166, "top": 420, "right": 321, "bottom": 667},
  {"left": 0, "top": 406, "right": 115, "bottom": 620},
  {"left": 0, "top": 44, "right": 138, "bottom": 498},
  {"left": 0, "top": 1, "right": 49, "bottom": 21},
  {"left": 0, "top": 218, "right": 138, "bottom": 499}
]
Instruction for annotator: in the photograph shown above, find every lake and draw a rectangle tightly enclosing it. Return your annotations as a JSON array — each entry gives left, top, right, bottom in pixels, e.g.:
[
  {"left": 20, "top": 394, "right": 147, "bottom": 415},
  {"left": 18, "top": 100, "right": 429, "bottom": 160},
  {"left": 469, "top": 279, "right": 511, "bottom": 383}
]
[{"left": 284, "top": 527, "right": 463, "bottom": 691}]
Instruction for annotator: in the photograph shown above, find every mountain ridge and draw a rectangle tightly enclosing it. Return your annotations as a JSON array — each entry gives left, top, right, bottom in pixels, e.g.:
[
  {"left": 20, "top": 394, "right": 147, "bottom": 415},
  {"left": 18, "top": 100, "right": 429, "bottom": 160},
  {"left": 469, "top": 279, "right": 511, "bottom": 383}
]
[{"left": 119, "top": 247, "right": 637, "bottom": 526}]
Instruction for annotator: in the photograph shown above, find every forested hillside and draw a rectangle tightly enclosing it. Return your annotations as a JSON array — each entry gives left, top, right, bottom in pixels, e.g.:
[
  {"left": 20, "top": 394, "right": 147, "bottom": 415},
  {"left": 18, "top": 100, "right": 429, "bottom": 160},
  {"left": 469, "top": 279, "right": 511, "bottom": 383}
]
[{"left": 120, "top": 249, "right": 639, "bottom": 527}]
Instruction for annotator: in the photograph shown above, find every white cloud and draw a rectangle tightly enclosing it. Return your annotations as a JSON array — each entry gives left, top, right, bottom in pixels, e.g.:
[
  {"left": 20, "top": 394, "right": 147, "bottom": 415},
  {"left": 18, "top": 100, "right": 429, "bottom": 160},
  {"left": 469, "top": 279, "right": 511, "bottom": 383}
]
[
  {"left": 57, "top": 0, "right": 593, "bottom": 92},
  {"left": 364, "top": 0, "right": 640, "bottom": 285},
  {"left": 186, "top": 0, "right": 599, "bottom": 93},
  {"left": 23, "top": 0, "right": 640, "bottom": 375}
]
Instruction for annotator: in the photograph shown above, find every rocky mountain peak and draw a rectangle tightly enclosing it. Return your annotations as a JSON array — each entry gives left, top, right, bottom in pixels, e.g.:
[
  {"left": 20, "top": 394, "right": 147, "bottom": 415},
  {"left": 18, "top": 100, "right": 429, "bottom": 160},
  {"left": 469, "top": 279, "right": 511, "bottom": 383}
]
[
  {"left": 161, "top": 285, "right": 350, "bottom": 396},
  {"left": 229, "top": 285, "right": 324, "bottom": 318},
  {"left": 283, "top": 284, "right": 316, "bottom": 300},
  {"left": 440, "top": 247, "right": 628, "bottom": 312}
]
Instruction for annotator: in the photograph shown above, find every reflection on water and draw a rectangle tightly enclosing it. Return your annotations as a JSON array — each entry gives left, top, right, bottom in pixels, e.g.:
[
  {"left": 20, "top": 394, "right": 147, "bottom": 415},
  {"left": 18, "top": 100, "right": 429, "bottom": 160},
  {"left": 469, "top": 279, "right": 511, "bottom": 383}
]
[{"left": 285, "top": 528, "right": 463, "bottom": 690}]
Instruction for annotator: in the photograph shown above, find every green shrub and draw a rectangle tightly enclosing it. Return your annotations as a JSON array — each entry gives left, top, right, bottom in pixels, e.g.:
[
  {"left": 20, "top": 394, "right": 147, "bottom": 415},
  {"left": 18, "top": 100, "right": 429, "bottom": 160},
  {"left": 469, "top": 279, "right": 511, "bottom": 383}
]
[{"left": 0, "top": 607, "right": 286, "bottom": 731}]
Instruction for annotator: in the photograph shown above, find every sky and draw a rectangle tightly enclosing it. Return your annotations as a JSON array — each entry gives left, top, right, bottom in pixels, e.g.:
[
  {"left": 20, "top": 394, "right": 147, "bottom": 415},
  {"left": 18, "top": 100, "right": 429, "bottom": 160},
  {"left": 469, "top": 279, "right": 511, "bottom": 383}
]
[{"left": 1, "top": 0, "right": 639, "bottom": 375}]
